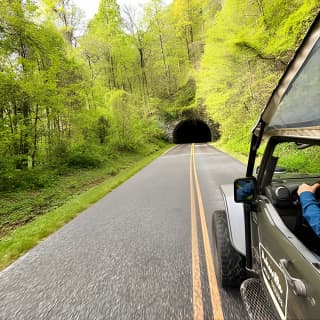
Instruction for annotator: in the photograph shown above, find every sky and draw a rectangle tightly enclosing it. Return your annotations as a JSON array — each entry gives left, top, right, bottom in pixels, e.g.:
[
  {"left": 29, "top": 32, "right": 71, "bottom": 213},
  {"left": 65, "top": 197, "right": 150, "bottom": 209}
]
[{"left": 74, "top": 0, "right": 173, "bottom": 21}]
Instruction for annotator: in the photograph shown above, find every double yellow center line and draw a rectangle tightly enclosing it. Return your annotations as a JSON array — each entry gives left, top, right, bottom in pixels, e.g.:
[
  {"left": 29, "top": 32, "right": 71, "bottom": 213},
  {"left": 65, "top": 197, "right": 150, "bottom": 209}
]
[{"left": 190, "top": 144, "right": 224, "bottom": 320}]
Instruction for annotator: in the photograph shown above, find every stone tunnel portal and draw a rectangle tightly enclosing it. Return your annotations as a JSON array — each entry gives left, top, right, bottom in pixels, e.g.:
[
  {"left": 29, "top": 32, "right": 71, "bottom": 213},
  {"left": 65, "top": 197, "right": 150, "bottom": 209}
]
[{"left": 173, "top": 119, "right": 212, "bottom": 144}]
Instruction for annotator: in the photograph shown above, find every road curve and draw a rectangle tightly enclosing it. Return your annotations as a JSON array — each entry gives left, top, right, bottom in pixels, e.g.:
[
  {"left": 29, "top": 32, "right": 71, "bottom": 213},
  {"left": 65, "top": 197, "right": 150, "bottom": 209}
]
[{"left": 0, "top": 144, "right": 248, "bottom": 320}]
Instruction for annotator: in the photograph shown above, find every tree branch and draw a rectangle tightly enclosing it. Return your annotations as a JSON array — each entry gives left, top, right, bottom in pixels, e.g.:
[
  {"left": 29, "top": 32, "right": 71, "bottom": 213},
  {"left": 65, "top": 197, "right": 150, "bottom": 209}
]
[{"left": 235, "top": 41, "right": 287, "bottom": 66}]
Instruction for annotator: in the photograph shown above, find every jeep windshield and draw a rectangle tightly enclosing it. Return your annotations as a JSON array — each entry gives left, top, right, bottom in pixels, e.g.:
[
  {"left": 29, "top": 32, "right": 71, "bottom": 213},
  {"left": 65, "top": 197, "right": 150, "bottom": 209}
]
[
  {"left": 255, "top": 21, "right": 320, "bottom": 140},
  {"left": 268, "top": 37, "right": 320, "bottom": 132}
]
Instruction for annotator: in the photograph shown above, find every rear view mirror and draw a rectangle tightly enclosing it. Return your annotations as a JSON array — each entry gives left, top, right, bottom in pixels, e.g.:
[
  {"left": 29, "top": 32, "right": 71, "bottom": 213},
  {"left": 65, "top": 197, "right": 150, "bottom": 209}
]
[{"left": 234, "top": 177, "right": 257, "bottom": 203}]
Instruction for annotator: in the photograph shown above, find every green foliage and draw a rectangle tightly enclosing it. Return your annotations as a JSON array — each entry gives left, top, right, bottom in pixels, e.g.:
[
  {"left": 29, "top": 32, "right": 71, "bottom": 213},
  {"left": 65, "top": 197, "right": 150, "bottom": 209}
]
[
  {"left": 0, "top": 0, "right": 180, "bottom": 194},
  {"left": 198, "top": 0, "right": 319, "bottom": 153},
  {"left": 275, "top": 143, "right": 320, "bottom": 174},
  {"left": 160, "top": 79, "right": 196, "bottom": 121},
  {"left": 0, "top": 168, "right": 56, "bottom": 192},
  {"left": 67, "top": 144, "right": 104, "bottom": 168}
]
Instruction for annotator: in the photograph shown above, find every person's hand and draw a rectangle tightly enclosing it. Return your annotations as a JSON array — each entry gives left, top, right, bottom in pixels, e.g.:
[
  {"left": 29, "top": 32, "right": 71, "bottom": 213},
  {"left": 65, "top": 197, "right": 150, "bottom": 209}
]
[{"left": 297, "top": 183, "right": 320, "bottom": 196}]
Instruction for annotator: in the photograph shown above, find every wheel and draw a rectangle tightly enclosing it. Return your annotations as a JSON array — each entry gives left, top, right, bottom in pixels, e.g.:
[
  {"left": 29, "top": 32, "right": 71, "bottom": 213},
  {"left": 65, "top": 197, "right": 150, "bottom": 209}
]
[{"left": 212, "top": 210, "right": 246, "bottom": 287}]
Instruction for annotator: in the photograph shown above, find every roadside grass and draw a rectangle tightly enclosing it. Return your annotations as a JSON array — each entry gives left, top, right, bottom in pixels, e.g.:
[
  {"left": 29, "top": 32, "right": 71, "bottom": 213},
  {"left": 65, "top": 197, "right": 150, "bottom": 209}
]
[
  {"left": 0, "top": 144, "right": 172, "bottom": 271},
  {"left": 274, "top": 143, "right": 320, "bottom": 174},
  {"left": 213, "top": 139, "right": 320, "bottom": 175},
  {"left": 213, "top": 141, "right": 249, "bottom": 165},
  {"left": 211, "top": 138, "right": 265, "bottom": 172}
]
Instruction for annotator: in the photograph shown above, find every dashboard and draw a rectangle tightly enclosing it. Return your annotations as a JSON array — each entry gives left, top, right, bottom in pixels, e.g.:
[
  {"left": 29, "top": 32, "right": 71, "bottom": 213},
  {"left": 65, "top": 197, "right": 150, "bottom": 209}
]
[{"left": 265, "top": 178, "right": 320, "bottom": 209}]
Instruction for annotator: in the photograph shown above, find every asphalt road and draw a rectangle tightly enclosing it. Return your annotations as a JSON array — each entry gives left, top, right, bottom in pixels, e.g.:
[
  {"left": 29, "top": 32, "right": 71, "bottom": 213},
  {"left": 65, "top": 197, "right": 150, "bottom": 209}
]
[{"left": 0, "top": 144, "right": 248, "bottom": 320}]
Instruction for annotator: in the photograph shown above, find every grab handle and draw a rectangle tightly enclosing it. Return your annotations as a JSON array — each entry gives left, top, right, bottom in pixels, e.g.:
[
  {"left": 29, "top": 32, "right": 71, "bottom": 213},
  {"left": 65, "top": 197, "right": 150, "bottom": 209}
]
[{"left": 279, "top": 259, "right": 307, "bottom": 297}]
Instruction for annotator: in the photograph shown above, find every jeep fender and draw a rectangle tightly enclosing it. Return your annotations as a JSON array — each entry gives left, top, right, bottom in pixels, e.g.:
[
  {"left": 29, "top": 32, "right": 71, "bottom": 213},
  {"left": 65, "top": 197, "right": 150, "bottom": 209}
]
[{"left": 220, "top": 184, "right": 246, "bottom": 256}]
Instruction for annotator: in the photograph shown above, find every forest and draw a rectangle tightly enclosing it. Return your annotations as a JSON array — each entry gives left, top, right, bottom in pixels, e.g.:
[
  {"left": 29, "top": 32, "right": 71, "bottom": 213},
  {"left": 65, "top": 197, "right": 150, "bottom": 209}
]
[{"left": 0, "top": 0, "right": 319, "bottom": 245}]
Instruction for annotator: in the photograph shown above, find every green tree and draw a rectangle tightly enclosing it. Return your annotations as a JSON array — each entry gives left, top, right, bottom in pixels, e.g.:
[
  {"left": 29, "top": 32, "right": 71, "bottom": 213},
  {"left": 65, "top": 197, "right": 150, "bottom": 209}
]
[
  {"left": 42, "top": 0, "right": 85, "bottom": 46},
  {"left": 197, "top": 0, "right": 320, "bottom": 153}
]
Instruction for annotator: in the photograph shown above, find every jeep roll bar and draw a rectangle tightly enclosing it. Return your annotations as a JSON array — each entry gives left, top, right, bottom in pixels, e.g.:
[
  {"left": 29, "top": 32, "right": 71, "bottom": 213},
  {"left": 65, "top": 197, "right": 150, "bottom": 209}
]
[{"left": 246, "top": 120, "right": 265, "bottom": 178}]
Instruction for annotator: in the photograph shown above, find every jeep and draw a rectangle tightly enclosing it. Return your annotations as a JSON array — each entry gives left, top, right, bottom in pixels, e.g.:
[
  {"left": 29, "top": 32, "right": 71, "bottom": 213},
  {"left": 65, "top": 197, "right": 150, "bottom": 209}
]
[{"left": 212, "top": 12, "right": 320, "bottom": 320}]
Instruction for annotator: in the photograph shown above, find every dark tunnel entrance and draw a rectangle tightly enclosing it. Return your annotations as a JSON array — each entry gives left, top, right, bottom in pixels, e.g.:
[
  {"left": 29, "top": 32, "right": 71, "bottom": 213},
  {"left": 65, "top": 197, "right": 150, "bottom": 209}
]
[{"left": 173, "top": 119, "right": 212, "bottom": 144}]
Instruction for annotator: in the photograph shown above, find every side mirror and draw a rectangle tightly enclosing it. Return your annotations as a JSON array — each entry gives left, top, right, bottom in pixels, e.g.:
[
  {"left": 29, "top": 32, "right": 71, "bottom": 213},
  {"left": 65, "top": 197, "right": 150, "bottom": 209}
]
[
  {"left": 256, "top": 166, "right": 286, "bottom": 175},
  {"left": 274, "top": 167, "right": 286, "bottom": 174},
  {"left": 234, "top": 177, "right": 257, "bottom": 203}
]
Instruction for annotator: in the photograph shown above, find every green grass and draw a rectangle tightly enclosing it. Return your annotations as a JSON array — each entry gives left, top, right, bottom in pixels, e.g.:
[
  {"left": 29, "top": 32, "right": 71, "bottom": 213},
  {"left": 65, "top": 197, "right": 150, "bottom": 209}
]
[
  {"left": 211, "top": 138, "right": 265, "bottom": 172},
  {"left": 213, "top": 141, "right": 248, "bottom": 164},
  {"left": 211, "top": 136, "right": 260, "bottom": 165},
  {"left": 214, "top": 139, "right": 320, "bottom": 176},
  {"left": 0, "top": 144, "right": 172, "bottom": 271},
  {"left": 274, "top": 143, "right": 320, "bottom": 174}
]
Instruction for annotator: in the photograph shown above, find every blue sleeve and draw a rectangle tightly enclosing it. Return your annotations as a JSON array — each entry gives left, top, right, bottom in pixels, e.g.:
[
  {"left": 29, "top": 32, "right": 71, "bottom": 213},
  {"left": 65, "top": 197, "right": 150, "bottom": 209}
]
[{"left": 300, "top": 191, "right": 320, "bottom": 237}]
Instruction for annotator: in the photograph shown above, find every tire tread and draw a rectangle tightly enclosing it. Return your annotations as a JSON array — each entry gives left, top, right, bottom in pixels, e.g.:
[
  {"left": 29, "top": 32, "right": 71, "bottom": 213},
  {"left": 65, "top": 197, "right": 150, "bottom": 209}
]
[{"left": 212, "top": 210, "right": 246, "bottom": 287}]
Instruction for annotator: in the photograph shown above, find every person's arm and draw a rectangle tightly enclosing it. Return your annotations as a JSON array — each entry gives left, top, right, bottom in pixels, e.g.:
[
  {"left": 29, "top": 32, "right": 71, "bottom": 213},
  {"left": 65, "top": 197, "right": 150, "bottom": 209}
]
[{"left": 298, "top": 183, "right": 320, "bottom": 237}]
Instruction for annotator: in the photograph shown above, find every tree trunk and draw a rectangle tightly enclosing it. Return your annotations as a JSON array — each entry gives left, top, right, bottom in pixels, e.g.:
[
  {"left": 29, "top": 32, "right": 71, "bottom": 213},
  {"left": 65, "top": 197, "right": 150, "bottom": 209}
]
[
  {"left": 159, "top": 33, "right": 171, "bottom": 94},
  {"left": 110, "top": 55, "right": 117, "bottom": 88},
  {"left": 256, "top": 0, "right": 265, "bottom": 16},
  {"left": 185, "top": 32, "right": 191, "bottom": 61},
  {"left": 46, "top": 107, "right": 51, "bottom": 159},
  {"left": 32, "top": 104, "right": 39, "bottom": 168}
]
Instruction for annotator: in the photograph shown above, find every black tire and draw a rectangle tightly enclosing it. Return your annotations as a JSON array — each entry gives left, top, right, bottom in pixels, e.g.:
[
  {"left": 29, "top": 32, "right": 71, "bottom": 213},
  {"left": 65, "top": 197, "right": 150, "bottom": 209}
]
[{"left": 212, "top": 210, "right": 246, "bottom": 288}]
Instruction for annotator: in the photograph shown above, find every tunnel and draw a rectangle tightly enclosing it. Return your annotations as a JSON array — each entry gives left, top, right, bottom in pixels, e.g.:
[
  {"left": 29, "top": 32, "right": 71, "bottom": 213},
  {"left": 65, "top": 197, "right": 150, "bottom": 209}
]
[{"left": 173, "top": 119, "right": 212, "bottom": 144}]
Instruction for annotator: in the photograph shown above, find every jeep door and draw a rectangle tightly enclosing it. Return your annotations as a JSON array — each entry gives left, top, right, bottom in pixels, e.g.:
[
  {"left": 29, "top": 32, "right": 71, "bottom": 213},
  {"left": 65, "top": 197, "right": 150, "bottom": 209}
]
[{"left": 253, "top": 196, "right": 320, "bottom": 319}]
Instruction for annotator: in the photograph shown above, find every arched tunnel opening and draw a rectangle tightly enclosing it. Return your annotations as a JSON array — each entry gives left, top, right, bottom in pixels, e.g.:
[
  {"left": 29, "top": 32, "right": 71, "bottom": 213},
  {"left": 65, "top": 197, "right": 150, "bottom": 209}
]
[{"left": 173, "top": 119, "right": 212, "bottom": 144}]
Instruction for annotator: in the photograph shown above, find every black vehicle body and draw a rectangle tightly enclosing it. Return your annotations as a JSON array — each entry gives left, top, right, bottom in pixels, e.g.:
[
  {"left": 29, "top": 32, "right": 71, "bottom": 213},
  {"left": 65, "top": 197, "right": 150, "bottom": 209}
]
[{"left": 214, "top": 12, "right": 320, "bottom": 320}]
